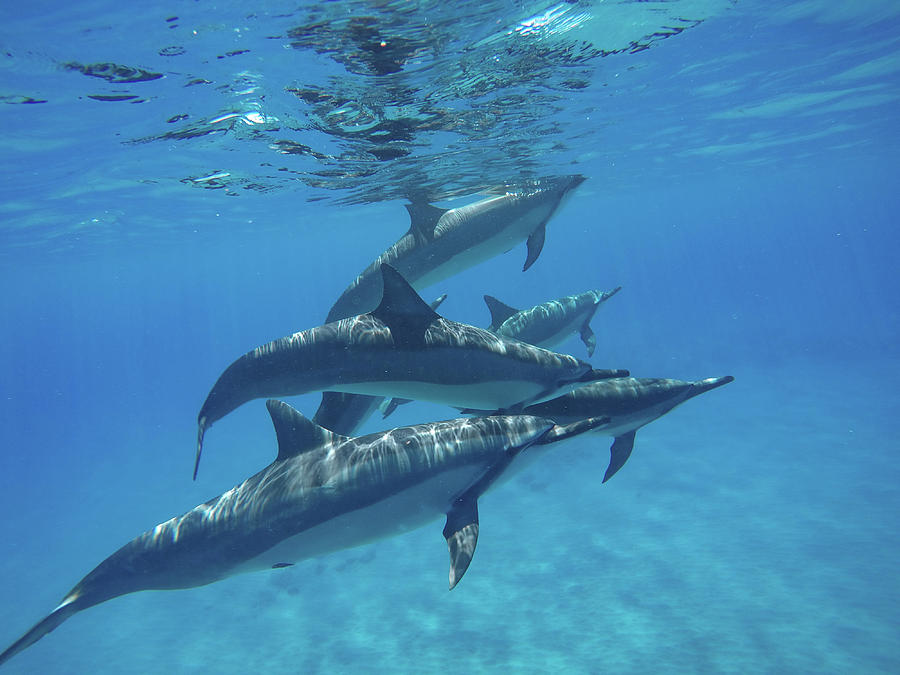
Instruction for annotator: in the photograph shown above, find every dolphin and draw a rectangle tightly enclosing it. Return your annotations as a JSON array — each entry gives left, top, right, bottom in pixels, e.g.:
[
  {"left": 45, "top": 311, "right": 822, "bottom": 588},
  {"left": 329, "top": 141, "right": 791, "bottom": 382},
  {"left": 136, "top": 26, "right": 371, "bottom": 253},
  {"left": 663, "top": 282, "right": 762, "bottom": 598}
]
[
  {"left": 325, "top": 174, "right": 586, "bottom": 324},
  {"left": 463, "top": 376, "right": 734, "bottom": 483},
  {"left": 0, "top": 401, "right": 607, "bottom": 667},
  {"left": 196, "top": 264, "right": 628, "bottom": 478},
  {"left": 484, "top": 286, "right": 622, "bottom": 357}
]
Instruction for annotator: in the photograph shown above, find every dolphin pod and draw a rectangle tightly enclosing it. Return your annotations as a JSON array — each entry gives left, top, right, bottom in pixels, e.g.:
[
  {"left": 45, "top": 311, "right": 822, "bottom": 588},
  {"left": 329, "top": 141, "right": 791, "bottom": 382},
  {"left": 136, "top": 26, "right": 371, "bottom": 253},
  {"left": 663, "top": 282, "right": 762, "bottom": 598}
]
[
  {"left": 315, "top": 174, "right": 587, "bottom": 435},
  {"left": 0, "top": 401, "right": 608, "bottom": 667},
  {"left": 195, "top": 264, "right": 628, "bottom": 479},
  {"left": 1, "top": 175, "right": 735, "bottom": 667}
]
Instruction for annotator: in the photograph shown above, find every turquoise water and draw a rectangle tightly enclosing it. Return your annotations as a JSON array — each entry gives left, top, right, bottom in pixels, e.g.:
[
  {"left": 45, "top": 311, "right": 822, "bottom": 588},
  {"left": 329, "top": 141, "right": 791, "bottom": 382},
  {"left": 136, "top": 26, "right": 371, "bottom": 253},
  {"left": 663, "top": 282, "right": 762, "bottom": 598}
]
[{"left": 1, "top": 1, "right": 898, "bottom": 673}]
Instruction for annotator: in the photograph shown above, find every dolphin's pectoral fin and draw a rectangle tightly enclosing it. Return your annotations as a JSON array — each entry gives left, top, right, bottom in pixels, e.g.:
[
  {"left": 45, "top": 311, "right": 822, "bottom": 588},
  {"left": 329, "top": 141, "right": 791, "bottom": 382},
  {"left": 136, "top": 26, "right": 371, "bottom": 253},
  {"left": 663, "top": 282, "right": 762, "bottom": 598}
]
[
  {"left": 523, "top": 222, "right": 547, "bottom": 271},
  {"left": 603, "top": 430, "right": 636, "bottom": 483},
  {"left": 372, "top": 265, "right": 440, "bottom": 347},
  {"left": 267, "top": 400, "right": 349, "bottom": 460},
  {"left": 443, "top": 498, "right": 479, "bottom": 590},
  {"left": 271, "top": 562, "right": 294, "bottom": 569},
  {"left": 483, "top": 295, "right": 519, "bottom": 331},
  {"left": 580, "top": 322, "right": 597, "bottom": 357},
  {"left": 404, "top": 201, "right": 446, "bottom": 245}
]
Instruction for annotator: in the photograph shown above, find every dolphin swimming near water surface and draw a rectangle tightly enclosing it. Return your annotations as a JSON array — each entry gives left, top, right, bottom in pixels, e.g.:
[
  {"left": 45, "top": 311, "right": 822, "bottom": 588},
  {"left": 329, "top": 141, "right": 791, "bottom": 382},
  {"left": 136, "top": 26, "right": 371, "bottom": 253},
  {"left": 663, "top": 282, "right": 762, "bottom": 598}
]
[
  {"left": 196, "top": 264, "right": 627, "bottom": 477},
  {"left": 485, "top": 287, "right": 622, "bottom": 357},
  {"left": 325, "top": 175, "right": 586, "bottom": 323},
  {"left": 0, "top": 401, "right": 607, "bottom": 667},
  {"left": 516, "top": 376, "right": 735, "bottom": 482}
]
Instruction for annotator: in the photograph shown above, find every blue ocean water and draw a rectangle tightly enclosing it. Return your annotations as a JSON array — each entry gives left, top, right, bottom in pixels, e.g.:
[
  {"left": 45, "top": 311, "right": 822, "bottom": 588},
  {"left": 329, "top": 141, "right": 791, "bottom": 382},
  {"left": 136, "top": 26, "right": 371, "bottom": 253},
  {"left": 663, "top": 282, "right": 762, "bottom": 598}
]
[{"left": 1, "top": 1, "right": 898, "bottom": 673}]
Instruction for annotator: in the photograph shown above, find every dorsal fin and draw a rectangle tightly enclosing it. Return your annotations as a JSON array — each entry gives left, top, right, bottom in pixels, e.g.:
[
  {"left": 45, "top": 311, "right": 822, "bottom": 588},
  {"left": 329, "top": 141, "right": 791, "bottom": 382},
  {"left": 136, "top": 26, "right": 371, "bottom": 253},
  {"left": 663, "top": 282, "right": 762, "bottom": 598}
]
[
  {"left": 266, "top": 399, "right": 347, "bottom": 461},
  {"left": 404, "top": 200, "right": 447, "bottom": 245},
  {"left": 371, "top": 265, "right": 440, "bottom": 347},
  {"left": 483, "top": 295, "right": 519, "bottom": 330}
]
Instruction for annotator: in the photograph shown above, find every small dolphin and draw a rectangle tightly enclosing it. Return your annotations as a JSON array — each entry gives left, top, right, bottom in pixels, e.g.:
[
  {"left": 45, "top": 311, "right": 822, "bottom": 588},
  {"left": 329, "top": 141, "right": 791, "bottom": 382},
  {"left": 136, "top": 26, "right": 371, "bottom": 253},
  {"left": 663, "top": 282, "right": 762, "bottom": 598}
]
[
  {"left": 464, "top": 376, "right": 734, "bottom": 483},
  {"left": 196, "top": 264, "right": 627, "bottom": 477},
  {"left": 325, "top": 174, "right": 586, "bottom": 323},
  {"left": 0, "top": 401, "right": 607, "bottom": 667},
  {"left": 484, "top": 287, "right": 621, "bottom": 357}
]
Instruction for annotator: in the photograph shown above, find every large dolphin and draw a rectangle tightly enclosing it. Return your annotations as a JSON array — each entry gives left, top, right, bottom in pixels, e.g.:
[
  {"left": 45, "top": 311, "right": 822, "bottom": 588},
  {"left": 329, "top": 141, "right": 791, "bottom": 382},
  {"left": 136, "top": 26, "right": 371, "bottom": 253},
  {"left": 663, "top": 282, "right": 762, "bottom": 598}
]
[
  {"left": 196, "top": 264, "right": 627, "bottom": 477},
  {"left": 325, "top": 174, "right": 586, "bottom": 324},
  {"left": 515, "top": 376, "right": 735, "bottom": 482},
  {"left": 313, "top": 174, "right": 586, "bottom": 436},
  {"left": 0, "top": 401, "right": 607, "bottom": 667},
  {"left": 484, "top": 287, "right": 622, "bottom": 357}
]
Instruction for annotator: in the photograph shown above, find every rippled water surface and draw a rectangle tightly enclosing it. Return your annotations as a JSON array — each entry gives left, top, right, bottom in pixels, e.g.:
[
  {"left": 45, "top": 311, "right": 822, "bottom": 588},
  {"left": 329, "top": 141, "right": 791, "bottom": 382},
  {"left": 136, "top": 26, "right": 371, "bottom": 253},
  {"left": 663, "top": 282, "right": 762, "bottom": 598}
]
[{"left": 1, "top": 1, "right": 898, "bottom": 673}]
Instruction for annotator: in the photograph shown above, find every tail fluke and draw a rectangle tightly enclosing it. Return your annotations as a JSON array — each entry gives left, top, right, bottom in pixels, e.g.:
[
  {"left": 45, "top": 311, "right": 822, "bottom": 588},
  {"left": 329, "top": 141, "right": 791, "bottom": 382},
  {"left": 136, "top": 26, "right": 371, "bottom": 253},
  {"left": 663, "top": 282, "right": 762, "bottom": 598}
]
[{"left": 0, "top": 597, "right": 79, "bottom": 667}]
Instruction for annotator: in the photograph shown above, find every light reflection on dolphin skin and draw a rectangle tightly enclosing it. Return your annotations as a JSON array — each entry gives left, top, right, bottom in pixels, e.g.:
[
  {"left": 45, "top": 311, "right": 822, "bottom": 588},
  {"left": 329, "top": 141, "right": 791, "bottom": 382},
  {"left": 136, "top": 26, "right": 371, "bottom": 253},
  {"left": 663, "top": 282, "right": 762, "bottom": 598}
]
[
  {"left": 485, "top": 286, "right": 622, "bottom": 357},
  {"left": 518, "top": 376, "right": 736, "bottom": 482},
  {"left": 196, "top": 264, "right": 628, "bottom": 478},
  {"left": 0, "top": 402, "right": 607, "bottom": 667}
]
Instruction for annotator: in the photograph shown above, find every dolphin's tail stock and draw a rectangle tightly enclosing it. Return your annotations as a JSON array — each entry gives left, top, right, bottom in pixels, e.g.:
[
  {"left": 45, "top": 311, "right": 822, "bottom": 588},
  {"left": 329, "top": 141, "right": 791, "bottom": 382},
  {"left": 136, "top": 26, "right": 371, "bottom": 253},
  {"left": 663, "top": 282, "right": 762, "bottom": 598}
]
[{"left": 0, "top": 597, "right": 79, "bottom": 667}]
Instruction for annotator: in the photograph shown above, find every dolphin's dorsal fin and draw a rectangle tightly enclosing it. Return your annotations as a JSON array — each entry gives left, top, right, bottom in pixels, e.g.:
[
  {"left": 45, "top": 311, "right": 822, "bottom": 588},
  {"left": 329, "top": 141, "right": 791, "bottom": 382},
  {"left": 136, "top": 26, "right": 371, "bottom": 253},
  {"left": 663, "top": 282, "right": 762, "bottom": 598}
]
[
  {"left": 443, "top": 497, "right": 479, "bottom": 590},
  {"left": 603, "top": 429, "right": 636, "bottom": 483},
  {"left": 523, "top": 222, "right": 547, "bottom": 271},
  {"left": 372, "top": 265, "right": 440, "bottom": 346},
  {"left": 483, "top": 295, "right": 519, "bottom": 330},
  {"left": 404, "top": 200, "right": 447, "bottom": 245},
  {"left": 266, "top": 399, "right": 347, "bottom": 461}
]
